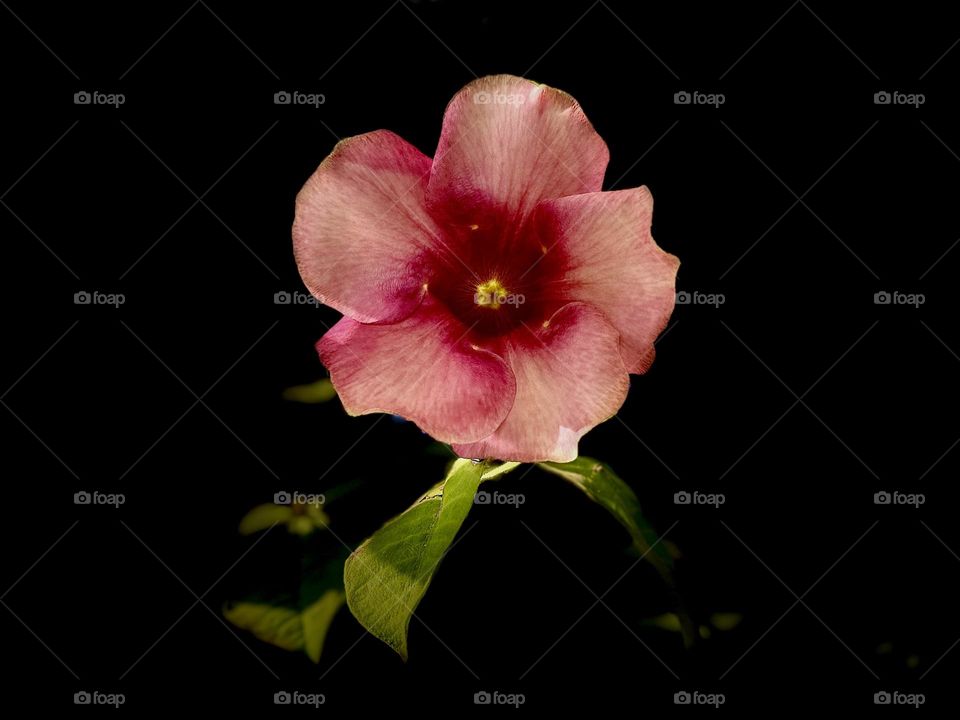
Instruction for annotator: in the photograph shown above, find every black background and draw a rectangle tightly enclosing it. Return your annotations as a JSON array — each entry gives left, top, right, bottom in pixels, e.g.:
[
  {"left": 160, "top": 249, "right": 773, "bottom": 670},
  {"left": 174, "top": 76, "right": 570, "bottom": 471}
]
[{"left": 2, "top": 0, "right": 959, "bottom": 713}]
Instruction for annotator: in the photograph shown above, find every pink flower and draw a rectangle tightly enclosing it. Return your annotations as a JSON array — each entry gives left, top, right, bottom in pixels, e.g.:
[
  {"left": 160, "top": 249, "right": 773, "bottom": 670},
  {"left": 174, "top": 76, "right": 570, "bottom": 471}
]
[{"left": 294, "top": 75, "right": 679, "bottom": 463}]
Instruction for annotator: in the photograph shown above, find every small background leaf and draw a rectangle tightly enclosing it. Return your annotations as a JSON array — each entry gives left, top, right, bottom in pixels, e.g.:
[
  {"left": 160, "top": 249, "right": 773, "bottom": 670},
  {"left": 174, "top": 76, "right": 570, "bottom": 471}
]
[
  {"left": 302, "top": 590, "right": 348, "bottom": 662},
  {"left": 224, "top": 602, "right": 303, "bottom": 651},
  {"left": 239, "top": 502, "right": 330, "bottom": 536},
  {"left": 224, "top": 590, "right": 346, "bottom": 662},
  {"left": 282, "top": 378, "right": 337, "bottom": 403},
  {"left": 238, "top": 504, "right": 293, "bottom": 535},
  {"left": 710, "top": 612, "right": 743, "bottom": 631},
  {"left": 225, "top": 527, "right": 348, "bottom": 662}
]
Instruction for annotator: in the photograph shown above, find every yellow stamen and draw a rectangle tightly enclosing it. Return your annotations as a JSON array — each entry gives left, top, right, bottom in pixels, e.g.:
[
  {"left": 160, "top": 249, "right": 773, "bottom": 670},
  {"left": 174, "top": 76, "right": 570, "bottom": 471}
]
[{"left": 475, "top": 278, "right": 508, "bottom": 310}]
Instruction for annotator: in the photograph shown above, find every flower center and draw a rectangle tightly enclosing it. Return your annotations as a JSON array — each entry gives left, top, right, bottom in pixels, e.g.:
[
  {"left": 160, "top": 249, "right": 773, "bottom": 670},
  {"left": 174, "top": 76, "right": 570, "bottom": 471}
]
[{"left": 474, "top": 278, "right": 516, "bottom": 310}]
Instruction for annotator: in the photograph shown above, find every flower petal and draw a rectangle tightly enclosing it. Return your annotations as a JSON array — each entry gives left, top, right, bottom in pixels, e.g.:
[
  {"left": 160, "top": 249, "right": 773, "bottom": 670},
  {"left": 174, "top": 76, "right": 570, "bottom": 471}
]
[
  {"left": 428, "top": 75, "right": 609, "bottom": 222},
  {"left": 535, "top": 187, "right": 679, "bottom": 373},
  {"left": 294, "top": 130, "right": 438, "bottom": 324},
  {"left": 317, "top": 299, "right": 516, "bottom": 444},
  {"left": 453, "top": 303, "right": 629, "bottom": 463}
]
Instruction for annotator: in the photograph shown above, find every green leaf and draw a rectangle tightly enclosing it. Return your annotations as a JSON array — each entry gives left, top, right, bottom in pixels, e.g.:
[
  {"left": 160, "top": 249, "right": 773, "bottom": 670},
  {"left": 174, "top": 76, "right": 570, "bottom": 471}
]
[
  {"left": 481, "top": 461, "right": 521, "bottom": 480},
  {"left": 224, "top": 590, "right": 346, "bottom": 662},
  {"left": 344, "top": 458, "right": 514, "bottom": 659},
  {"left": 539, "top": 456, "right": 697, "bottom": 647},
  {"left": 709, "top": 612, "right": 743, "bottom": 631},
  {"left": 224, "top": 602, "right": 304, "bottom": 652},
  {"left": 225, "top": 542, "right": 348, "bottom": 663},
  {"left": 302, "top": 590, "right": 347, "bottom": 662},
  {"left": 537, "top": 456, "right": 673, "bottom": 578},
  {"left": 238, "top": 502, "right": 330, "bottom": 537},
  {"left": 645, "top": 612, "right": 683, "bottom": 633},
  {"left": 238, "top": 503, "right": 293, "bottom": 535},
  {"left": 282, "top": 378, "right": 337, "bottom": 403}
]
